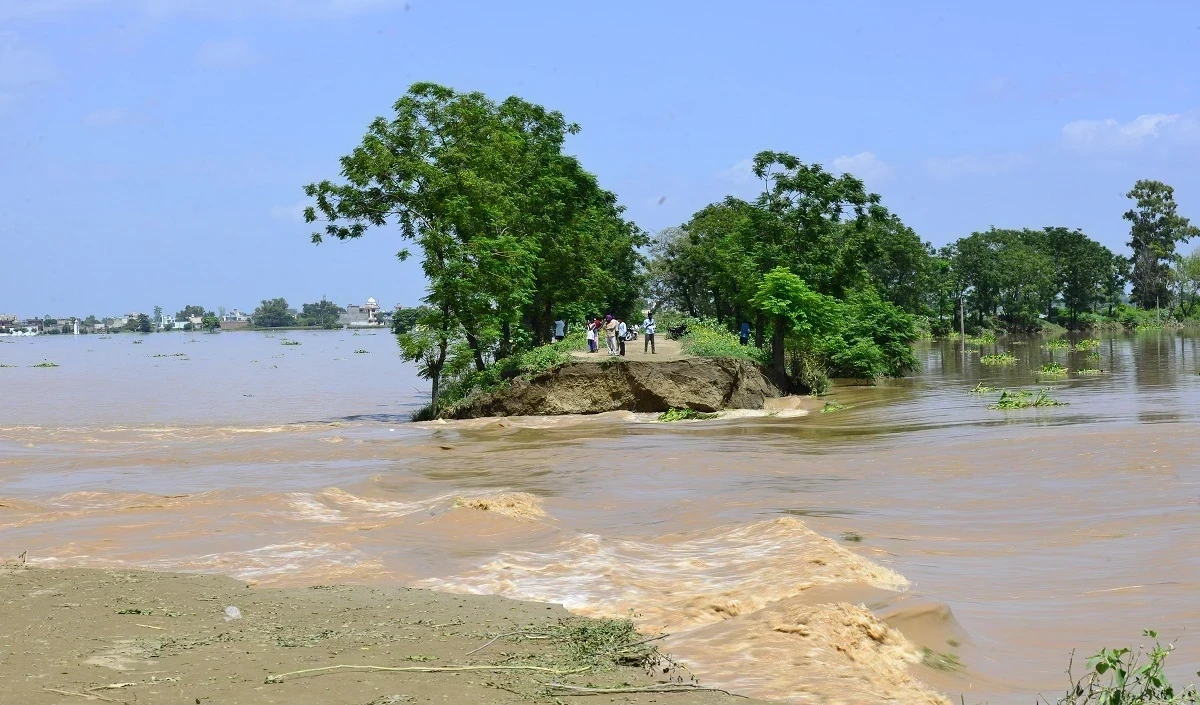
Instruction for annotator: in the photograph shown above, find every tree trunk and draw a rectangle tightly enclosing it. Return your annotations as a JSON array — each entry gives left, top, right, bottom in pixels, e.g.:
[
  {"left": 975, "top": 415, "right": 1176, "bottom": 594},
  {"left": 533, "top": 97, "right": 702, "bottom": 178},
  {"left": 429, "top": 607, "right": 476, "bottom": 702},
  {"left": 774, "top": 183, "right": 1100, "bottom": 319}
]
[
  {"left": 463, "top": 330, "right": 487, "bottom": 372},
  {"left": 771, "top": 317, "right": 786, "bottom": 381},
  {"left": 755, "top": 312, "right": 765, "bottom": 348},
  {"left": 498, "top": 321, "right": 512, "bottom": 360}
]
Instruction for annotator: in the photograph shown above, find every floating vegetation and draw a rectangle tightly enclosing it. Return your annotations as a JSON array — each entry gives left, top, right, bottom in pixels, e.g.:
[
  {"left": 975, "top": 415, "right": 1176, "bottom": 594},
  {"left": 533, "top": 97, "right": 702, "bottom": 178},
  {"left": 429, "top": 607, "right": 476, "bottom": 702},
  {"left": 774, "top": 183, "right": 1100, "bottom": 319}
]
[
  {"left": 920, "top": 647, "right": 963, "bottom": 672},
  {"left": 980, "top": 353, "right": 1016, "bottom": 366},
  {"left": 1075, "top": 338, "right": 1101, "bottom": 350},
  {"left": 353, "top": 349, "right": 369, "bottom": 354},
  {"left": 280, "top": 340, "right": 301, "bottom": 346},
  {"left": 0, "top": 364, "right": 15, "bottom": 368},
  {"left": 965, "top": 332, "right": 997, "bottom": 345},
  {"left": 821, "top": 400, "right": 847, "bottom": 413},
  {"left": 1046, "top": 339, "right": 1072, "bottom": 351},
  {"left": 1036, "top": 362, "right": 1069, "bottom": 377},
  {"left": 31, "top": 361, "right": 60, "bottom": 368},
  {"left": 132, "top": 340, "right": 143, "bottom": 344},
  {"left": 1076, "top": 368, "right": 1103, "bottom": 376},
  {"left": 968, "top": 382, "right": 999, "bottom": 394},
  {"left": 657, "top": 408, "right": 718, "bottom": 422},
  {"left": 988, "top": 389, "right": 1066, "bottom": 410},
  {"left": 840, "top": 531, "right": 863, "bottom": 543},
  {"left": 152, "top": 352, "right": 190, "bottom": 358}
]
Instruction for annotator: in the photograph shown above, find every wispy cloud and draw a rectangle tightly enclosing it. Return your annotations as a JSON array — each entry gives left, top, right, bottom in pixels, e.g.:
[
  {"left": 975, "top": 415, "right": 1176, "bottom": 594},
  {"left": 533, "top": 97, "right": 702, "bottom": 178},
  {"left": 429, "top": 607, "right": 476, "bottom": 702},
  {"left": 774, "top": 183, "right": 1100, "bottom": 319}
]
[
  {"left": 195, "top": 38, "right": 255, "bottom": 68},
  {"left": 831, "top": 151, "right": 892, "bottom": 183},
  {"left": 1061, "top": 113, "right": 1199, "bottom": 152},
  {"left": 925, "top": 152, "right": 1027, "bottom": 179}
]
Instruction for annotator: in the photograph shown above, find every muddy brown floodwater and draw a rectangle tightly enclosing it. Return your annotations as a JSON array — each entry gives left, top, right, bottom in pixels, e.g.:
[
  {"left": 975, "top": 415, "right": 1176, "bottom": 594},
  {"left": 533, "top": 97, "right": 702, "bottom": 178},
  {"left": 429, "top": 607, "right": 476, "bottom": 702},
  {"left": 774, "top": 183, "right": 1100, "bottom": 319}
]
[{"left": 4, "top": 330, "right": 1200, "bottom": 703}]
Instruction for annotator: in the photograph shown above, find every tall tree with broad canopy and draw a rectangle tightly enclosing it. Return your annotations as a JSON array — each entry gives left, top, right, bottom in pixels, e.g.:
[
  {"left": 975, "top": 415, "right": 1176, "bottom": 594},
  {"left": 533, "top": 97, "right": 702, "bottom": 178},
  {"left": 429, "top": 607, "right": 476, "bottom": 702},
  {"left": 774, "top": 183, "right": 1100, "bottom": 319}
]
[
  {"left": 304, "top": 82, "right": 643, "bottom": 412},
  {"left": 1125, "top": 180, "right": 1199, "bottom": 310}
]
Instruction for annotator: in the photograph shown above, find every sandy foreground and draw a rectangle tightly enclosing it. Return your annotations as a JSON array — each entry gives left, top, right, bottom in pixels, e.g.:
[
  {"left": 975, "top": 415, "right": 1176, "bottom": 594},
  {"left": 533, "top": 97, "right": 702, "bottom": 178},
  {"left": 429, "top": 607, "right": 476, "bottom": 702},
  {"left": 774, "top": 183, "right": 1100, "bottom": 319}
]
[{"left": 2, "top": 565, "right": 769, "bottom": 705}]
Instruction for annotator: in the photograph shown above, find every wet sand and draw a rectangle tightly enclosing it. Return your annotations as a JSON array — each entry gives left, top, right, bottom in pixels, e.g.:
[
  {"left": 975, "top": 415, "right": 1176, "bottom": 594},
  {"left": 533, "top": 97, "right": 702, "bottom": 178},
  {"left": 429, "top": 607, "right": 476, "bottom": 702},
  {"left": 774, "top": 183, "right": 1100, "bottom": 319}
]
[{"left": 3, "top": 564, "right": 765, "bottom": 705}]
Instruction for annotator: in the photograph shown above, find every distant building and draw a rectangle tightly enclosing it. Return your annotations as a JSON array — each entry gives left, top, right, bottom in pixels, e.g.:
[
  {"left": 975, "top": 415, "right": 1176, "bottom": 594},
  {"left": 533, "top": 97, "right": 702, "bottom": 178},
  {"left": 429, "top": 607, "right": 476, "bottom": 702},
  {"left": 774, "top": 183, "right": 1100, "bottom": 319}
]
[
  {"left": 160, "top": 314, "right": 176, "bottom": 329},
  {"left": 221, "top": 308, "right": 251, "bottom": 322},
  {"left": 338, "top": 297, "right": 383, "bottom": 328},
  {"left": 0, "top": 314, "right": 16, "bottom": 326}
]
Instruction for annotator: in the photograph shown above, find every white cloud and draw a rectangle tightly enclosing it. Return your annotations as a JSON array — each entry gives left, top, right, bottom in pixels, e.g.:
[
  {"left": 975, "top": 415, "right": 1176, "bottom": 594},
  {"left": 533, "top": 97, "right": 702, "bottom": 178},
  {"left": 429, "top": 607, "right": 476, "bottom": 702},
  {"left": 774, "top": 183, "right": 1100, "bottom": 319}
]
[
  {"left": 716, "top": 158, "right": 754, "bottom": 184},
  {"left": 195, "top": 38, "right": 255, "bottom": 68},
  {"left": 0, "top": 32, "right": 55, "bottom": 86},
  {"left": 1061, "top": 113, "right": 1199, "bottom": 152},
  {"left": 831, "top": 151, "right": 892, "bottom": 182},
  {"left": 925, "top": 152, "right": 1027, "bottom": 179},
  {"left": 271, "top": 200, "right": 310, "bottom": 223},
  {"left": 82, "top": 107, "right": 129, "bottom": 126}
]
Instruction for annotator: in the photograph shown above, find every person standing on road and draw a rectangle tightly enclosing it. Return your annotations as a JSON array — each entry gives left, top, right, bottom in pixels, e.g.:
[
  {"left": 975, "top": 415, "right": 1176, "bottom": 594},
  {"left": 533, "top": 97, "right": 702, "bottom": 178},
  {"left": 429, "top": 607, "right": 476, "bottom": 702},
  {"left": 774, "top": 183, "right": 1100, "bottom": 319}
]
[
  {"left": 642, "top": 312, "right": 656, "bottom": 354},
  {"left": 605, "top": 315, "right": 618, "bottom": 355},
  {"left": 586, "top": 319, "right": 598, "bottom": 352},
  {"left": 617, "top": 318, "right": 627, "bottom": 356}
]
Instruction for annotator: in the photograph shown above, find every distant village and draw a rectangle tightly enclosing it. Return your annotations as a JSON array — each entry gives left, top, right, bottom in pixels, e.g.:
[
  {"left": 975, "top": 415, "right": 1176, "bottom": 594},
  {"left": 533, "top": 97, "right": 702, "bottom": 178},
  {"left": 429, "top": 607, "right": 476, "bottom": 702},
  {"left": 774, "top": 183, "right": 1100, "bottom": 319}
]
[{"left": 0, "top": 297, "right": 401, "bottom": 336}]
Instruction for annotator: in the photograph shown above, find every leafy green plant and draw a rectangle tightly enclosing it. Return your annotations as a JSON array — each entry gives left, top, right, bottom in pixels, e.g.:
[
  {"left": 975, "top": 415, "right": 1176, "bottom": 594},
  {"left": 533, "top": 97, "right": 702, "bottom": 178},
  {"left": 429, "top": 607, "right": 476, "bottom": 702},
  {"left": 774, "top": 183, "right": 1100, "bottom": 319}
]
[
  {"left": 31, "top": 361, "right": 59, "bottom": 368},
  {"left": 1076, "top": 338, "right": 1101, "bottom": 350},
  {"left": 1047, "top": 338, "right": 1072, "bottom": 351},
  {"left": 980, "top": 353, "right": 1017, "bottom": 366},
  {"left": 657, "top": 408, "right": 718, "bottom": 422},
  {"left": 968, "top": 382, "right": 999, "bottom": 394},
  {"left": 965, "top": 332, "right": 997, "bottom": 345},
  {"left": 1037, "top": 362, "right": 1069, "bottom": 377},
  {"left": 1047, "top": 630, "right": 1199, "bottom": 705},
  {"left": 679, "top": 321, "right": 767, "bottom": 363},
  {"left": 988, "top": 388, "right": 1066, "bottom": 409},
  {"left": 821, "top": 400, "right": 847, "bottom": 413}
]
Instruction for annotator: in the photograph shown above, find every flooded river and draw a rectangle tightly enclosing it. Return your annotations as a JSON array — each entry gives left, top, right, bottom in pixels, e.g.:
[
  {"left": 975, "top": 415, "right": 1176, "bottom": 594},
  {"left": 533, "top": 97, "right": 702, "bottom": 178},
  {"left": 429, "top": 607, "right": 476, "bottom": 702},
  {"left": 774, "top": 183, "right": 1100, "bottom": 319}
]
[{"left": 3, "top": 330, "right": 1200, "bottom": 703}]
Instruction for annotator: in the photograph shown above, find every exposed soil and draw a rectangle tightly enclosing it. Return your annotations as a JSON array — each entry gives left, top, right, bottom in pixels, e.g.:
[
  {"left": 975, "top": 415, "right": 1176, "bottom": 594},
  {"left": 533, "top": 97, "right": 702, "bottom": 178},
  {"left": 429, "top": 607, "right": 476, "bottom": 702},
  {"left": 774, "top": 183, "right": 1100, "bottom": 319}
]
[
  {"left": 2, "top": 565, "right": 767, "bottom": 705},
  {"left": 453, "top": 357, "right": 782, "bottom": 418}
]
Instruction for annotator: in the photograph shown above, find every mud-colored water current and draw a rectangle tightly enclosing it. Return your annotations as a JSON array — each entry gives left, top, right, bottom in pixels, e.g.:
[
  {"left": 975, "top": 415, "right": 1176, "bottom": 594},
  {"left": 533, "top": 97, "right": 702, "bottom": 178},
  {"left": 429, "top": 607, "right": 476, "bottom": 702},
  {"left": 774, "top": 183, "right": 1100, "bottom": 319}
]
[{"left": 4, "top": 330, "right": 1200, "bottom": 703}]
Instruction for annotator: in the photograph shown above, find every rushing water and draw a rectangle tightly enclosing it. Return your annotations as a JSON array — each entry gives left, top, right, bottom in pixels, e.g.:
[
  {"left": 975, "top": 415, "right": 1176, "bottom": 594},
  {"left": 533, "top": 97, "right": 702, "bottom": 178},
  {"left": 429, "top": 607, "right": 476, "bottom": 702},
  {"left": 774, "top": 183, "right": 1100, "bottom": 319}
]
[{"left": 3, "top": 330, "right": 1200, "bottom": 703}]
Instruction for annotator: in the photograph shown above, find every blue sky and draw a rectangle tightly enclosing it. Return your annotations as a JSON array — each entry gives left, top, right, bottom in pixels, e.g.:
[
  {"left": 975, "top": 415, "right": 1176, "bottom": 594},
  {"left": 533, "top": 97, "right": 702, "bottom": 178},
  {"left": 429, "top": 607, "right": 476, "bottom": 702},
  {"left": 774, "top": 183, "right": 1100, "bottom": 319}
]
[{"left": 2, "top": 0, "right": 1199, "bottom": 318}]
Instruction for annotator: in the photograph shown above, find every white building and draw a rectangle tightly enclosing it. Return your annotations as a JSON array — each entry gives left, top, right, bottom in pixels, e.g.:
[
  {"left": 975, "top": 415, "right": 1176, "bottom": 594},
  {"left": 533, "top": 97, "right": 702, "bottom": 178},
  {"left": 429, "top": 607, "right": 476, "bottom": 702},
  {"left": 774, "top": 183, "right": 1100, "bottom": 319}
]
[
  {"left": 338, "top": 297, "right": 383, "bottom": 327},
  {"left": 221, "top": 308, "right": 250, "bottom": 322}
]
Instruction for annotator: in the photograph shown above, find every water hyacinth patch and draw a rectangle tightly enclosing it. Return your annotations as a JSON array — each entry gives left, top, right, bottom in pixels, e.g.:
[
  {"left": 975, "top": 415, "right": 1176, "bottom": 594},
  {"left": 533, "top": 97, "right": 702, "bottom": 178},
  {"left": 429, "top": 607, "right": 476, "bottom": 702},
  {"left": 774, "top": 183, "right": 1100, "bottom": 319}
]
[
  {"left": 968, "top": 382, "right": 999, "bottom": 394},
  {"left": 980, "top": 353, "right": 1016, "bottom": 366},
  {"left": 988, "top": 389, "right": 1066, "bottom": 409},
  {"left": 1036, "top": 362, "right": 1068, "bottom": 377}
]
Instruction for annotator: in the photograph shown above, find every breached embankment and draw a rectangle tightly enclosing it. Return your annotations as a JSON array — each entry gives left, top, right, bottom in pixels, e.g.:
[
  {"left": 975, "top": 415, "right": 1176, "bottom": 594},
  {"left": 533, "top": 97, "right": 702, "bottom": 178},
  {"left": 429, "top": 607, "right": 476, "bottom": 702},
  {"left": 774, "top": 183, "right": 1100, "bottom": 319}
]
[{"left": 452, "top": 357, "right": 782, "bottom": 418}]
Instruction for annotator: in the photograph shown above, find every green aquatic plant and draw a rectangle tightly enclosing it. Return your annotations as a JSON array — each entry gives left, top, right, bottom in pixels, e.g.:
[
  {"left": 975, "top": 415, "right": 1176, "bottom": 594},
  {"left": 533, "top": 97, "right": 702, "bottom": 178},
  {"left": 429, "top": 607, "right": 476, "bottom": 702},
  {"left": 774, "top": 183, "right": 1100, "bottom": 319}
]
[
  {"left": 1075, "top": 338, "right": 1101, "bottom": 350},
  {"left": 919, "top": 647, "right": 962, "bottom": 672},
  {"left": 968, "top": 382, "right": 999, "bottom": 394},
  {"left": 1036, "top": 362, "right": 1069, "bottom": 377},
  {"left": 31, "top": 361, "right": 60, "bottom": 368},
  {"left": 964, "top": 332, "right": 997, "bottom": 345},
  {"left": 1046, "top": 338, "right": 1072, "bottom": 351},
  {"left": 980, "top": 353, "right": 1016, "bottom": 366},
  {"left": 821, "top": 400, "right": 847, "bottom": 413},
  {"left": 0, "top": 363, "right": 16, "bottom": 368},
  {"left": 657, "top": 408, "right": 717, "bottom": 422},
  {"left": 840, "top": 531, "right": 863, "bottom": 543},
  {"left": 281, "top": 339, "right": 301, "bottom": 346},
  {"left": 988, "top": 389, "right": 1066, "bottom": 410},
  {"left": 1050, "top": 630, "right": 1198, "bottom": 705},
  {"left": 353, "top": 349, "right": 369, "bottom": 354},
  {"left": 1076, "top": 368, "right": 1103, "bottom": 376}
]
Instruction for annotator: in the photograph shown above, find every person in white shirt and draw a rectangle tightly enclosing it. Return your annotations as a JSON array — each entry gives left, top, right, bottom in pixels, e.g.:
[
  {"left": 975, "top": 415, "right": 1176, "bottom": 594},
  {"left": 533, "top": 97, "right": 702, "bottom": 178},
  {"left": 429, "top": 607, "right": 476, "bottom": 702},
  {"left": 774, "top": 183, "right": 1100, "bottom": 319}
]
[
  {"left": 617, "top": 319, "right": 627, "bottom": 356},
  {"left": 642, "top": 313, "right": 656, "bottom": 354}
]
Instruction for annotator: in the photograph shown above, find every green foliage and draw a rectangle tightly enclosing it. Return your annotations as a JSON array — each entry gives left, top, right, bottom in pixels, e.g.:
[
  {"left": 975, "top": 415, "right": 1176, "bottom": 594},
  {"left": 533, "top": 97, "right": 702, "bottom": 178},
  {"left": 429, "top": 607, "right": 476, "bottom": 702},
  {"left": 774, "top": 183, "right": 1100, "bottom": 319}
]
[
  {"left": 968, "top": 382, "right": 999, "bottom": 393},
  {"left": 1126, "top": 180, "right": 1200, "bottom": 310},
  {"left": 298, "top": 299, "right": 344, "bottom": 328},
  {"left": 988, "top": 389, "right": 1066, "bottom": 409},
  {"left": 980, "top": 353, "right": 1016, "bottom": 365},
  {"left": 919, "top": 647, "right": 962, "bottom": 672},
  {"left": 1076, "top": 338, "right": 1101, "bottom": 350},
  {"left": 965, "top": 332, "right": 997, "bottom": 345},
  {"left": 657, "top": 407, "right": 718, "bottom": 422},
  {"left": 391, "top": 307, "right": 427, "bottom": 335},
  {"left": 124, "top": 313, "right": 152, "bottom": 333},
  {"left": 436, "top": 332, "right": 584, "bottom": 413},
  {"left": 821, "top": 400, "right": 847, "bottom": 413},
  {"left": 31, "top": 361, "right": 59, "bottom": 368},
  {"left": 253, "top": 298, "right": 297, "bottom": 328},
  {"left": 1047, "top": 338, "right": 1072, "bottom": 351},
  {"left": 678, "top": 318, "right": 767, "bottom": 363},
  {"left": 200, "top": 315, "right": 220, "bottom": 332},
  {"left": 1037, "top": 362, "right": 1069, "bottom": 377},
  {"left": 1051, "top": 630, "right": 1199, "bottom": 705},
  {"left": 840, "top": 531, "right": 863, "bottom": 543},
  {"left": 176, "top": 304, "right": 208, "bottom": 320}
]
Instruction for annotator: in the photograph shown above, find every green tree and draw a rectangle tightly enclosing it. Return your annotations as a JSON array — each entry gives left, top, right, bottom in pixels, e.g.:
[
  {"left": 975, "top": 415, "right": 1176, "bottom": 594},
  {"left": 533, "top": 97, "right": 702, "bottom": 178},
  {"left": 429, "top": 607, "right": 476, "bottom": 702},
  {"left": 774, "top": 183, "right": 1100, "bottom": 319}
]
[
  {"left": 252, "top": 298, "right": 297, "bottom": 328},
  {"left": 1125, "top": 180, "right": 1200, "bottom": 310},
  {"left": 153, "top": 306, "right": 163, "bottom": 324},
  {"left": 391, "top": 306, "right": 426, "bottom": 334},
  {"left": 200, "top": 315, "right": 221, "bottom": 332},
  {"left": 1046, "top": 227, "right": 1113, "bottom": 327},
  {"left": 1173, "top": 247, "right": 1200, "bottom": 318},
  {"left": 750, "top": 267, "right": 840, "bottom": 381},
  {"left": 176, "top": 304, "right": 207, "bottom": 320},
  {"left": 299, "top": 299, "right": 344, "bottom": 328},
  {"left": 125, "top": 313, "right": 152, "bottom": 333}
]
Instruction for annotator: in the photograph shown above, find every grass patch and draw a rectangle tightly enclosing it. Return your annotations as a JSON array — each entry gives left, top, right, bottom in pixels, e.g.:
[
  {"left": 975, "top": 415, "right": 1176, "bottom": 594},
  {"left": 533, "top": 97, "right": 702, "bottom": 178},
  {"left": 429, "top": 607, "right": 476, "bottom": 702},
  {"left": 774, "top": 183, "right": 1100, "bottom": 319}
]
[
  {"left": 31, "top": 361, "right": 59, "bottom": 368},
  {"left": 968, "top": 382, "right": 999, "bottom": 394},
  {"left": 657, "top": 408, "right": 718, "bottom": 422},
  {"left": 1075, "top": 338, "right": 1101, "bottom": 350},
  {"left": 988, "top": 389, "right": 1066, "bottom": 410},
  {"left": 980, "top": 353, "right": 1016, "bottom": 366},
  {"left": 1036, "top": 362, "right": 1069, "bottom": 377},
  {"left": 965, "top": 332, "right": 997, "bottom": 345}
]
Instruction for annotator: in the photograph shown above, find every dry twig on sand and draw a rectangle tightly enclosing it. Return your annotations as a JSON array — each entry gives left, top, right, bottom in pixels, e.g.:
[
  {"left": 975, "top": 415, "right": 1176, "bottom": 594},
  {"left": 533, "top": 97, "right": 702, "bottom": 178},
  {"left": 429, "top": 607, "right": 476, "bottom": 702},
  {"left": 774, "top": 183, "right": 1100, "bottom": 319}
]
[
  {"left": 546, "top": 683, "right": 744, "bottom": 697},
  {"left": 41, "top": 687, "right": 125, "bottom": 703},
  {"left": 265, "top": 663, "right": 591, "bottom": 684}
]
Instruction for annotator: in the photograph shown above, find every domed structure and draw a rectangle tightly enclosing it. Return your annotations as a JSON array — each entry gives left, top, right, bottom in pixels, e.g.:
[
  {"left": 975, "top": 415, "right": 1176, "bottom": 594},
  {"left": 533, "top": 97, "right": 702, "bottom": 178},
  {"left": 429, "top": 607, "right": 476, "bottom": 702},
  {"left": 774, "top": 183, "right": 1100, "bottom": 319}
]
[{"left": 366, "top": 297, "right": 377, "bottom": 306}]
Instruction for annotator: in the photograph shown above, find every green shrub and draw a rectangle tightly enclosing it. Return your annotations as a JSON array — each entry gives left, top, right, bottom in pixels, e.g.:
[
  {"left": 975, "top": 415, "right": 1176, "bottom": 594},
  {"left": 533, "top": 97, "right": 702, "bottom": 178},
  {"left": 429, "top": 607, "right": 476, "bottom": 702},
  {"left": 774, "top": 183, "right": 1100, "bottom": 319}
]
[
  {"left": 1055, "top": 630, "right": 1198, "bottom": 705},
  {"left": 678, "top": 322, "right": 766, "bottom": 363}
]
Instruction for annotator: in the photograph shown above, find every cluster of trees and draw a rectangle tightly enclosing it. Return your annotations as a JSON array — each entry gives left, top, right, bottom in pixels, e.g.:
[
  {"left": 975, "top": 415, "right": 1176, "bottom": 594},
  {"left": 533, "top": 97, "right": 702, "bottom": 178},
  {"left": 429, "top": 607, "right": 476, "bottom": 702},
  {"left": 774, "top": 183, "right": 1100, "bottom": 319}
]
[
  {"left": 250, "top": 297, "right": 347, "bottom": 328},
  {"left": 307, "top": 82, "right": 645, "bottom": 412}
]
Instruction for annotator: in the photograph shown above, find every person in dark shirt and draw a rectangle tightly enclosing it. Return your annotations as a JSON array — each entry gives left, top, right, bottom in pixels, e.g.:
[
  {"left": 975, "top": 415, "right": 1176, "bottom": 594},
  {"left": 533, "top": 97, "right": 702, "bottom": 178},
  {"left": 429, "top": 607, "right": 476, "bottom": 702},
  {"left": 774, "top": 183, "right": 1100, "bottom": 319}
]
[{"left": 739, "top": 321, "right": 751, "bottom": 346}]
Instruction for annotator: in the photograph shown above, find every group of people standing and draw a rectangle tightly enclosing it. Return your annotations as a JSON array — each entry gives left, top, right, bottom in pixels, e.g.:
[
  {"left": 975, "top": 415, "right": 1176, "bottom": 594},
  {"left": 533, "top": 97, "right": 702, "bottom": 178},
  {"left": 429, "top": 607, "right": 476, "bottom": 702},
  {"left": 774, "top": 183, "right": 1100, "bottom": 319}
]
[{"left": 585, "top": 313, "right": 656, "bottom": 356}]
